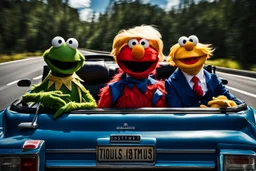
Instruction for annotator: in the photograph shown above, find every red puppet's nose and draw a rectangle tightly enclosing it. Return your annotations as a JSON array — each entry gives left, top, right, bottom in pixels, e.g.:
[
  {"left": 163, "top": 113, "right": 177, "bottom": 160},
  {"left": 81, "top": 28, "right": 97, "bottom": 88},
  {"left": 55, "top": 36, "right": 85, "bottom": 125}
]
[{"left": 132, "top": 44, "right": 145, "bottom": 60}]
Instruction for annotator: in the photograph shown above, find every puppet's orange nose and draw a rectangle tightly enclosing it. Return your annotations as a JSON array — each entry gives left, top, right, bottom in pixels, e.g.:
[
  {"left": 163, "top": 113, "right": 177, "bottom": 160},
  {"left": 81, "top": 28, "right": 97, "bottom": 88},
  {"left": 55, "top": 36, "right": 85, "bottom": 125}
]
[
  {"left": 184, "top": 41, "right": 195, "bottom": 51},
  {"left": 132, "top": 44, "right": 145, "bottom": 60}
]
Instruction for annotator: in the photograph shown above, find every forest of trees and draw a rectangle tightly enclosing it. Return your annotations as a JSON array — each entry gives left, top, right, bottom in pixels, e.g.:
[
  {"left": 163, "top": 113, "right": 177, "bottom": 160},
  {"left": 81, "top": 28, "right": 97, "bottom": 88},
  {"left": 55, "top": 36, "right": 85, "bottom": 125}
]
[{"left": 0, "top": 0, "right": 255, "bottom": 69}]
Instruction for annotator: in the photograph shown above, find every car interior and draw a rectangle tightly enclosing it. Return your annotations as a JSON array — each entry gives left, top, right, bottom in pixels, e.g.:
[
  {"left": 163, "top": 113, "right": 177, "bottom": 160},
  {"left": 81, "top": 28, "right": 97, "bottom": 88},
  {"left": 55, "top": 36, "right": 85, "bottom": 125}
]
[
  {"left": 10, "top": 54, "right": 247, "bottom": 114},
  {"left": 42, "top": 54, "right": 215, "bottom": 102}
]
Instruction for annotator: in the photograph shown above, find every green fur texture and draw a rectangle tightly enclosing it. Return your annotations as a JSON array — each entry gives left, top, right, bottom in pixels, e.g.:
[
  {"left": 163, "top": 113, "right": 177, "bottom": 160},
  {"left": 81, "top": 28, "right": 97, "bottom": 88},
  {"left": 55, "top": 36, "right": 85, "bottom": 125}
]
[{"left": 22, "top": 37, "right": 97, "bottom": 119}]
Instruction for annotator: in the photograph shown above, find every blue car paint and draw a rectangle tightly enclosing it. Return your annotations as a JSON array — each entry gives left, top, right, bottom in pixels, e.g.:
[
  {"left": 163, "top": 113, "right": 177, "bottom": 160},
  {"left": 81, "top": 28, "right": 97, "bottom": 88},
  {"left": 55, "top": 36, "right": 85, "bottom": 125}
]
[{"left": 0, "top": 106, "right": 256, "bottom": 170}]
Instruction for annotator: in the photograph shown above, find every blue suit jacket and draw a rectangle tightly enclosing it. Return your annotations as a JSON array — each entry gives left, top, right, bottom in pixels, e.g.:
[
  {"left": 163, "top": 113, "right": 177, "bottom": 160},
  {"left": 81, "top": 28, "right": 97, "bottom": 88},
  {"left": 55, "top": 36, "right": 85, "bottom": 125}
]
[{"left": 165, "top": 68, "right": 243, "bottom": 107}]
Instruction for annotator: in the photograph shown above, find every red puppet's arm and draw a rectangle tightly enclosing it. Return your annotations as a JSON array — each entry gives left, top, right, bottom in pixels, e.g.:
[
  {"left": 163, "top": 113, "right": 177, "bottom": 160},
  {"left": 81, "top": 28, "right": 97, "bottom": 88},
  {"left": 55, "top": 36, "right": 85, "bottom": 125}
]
[
  {"left": 155, "top": 96, "right": 167, "bottom": 107},
  {"left": 98, "top": 86, "right": 113, "bottom": 108},
  {"left": 97, "top": 72, "right": 123, "bottom": 108}
]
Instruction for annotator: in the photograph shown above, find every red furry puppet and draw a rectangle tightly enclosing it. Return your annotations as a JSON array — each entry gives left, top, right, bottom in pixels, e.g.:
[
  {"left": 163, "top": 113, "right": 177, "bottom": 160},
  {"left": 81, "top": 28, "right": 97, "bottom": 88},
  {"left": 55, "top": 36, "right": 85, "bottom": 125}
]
[{"left": 98, "top": 25, "right": 166, "bottom": 108}]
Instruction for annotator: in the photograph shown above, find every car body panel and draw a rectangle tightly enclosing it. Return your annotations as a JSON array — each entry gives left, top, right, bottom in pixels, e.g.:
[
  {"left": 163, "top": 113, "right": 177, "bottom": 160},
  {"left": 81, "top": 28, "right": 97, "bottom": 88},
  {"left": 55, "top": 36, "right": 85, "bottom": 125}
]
[{"left": 0, "top": 106, "right": 256, "bottom": 170}]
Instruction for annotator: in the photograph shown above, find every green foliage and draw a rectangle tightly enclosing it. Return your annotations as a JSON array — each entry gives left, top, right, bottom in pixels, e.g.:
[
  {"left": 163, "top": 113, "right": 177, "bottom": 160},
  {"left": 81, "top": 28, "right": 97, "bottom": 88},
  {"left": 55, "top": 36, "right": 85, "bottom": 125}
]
[
  {"left": 0, "top": 0, "right": 255, "bottom": 69},
  {"left": 0, "top": 51, "right": 42, "bottom": 63},
  {"left": 206, "top": 59, "right": 241, "bottom": 70}
]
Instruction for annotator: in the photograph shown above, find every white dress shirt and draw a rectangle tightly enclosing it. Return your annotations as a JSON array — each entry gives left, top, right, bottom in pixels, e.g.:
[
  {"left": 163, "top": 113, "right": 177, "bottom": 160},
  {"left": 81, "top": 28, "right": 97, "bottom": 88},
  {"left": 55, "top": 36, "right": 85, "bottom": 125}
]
[{"left": 181, "top": 68, "right": 208, "bottom": 96}]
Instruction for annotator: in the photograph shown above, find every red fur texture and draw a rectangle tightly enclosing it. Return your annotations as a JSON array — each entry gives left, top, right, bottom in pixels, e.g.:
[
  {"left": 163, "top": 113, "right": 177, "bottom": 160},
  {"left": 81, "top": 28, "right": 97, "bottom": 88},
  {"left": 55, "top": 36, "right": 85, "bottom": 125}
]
[{"left": 98, "top": 72, "right": 166, "bottom": 108}]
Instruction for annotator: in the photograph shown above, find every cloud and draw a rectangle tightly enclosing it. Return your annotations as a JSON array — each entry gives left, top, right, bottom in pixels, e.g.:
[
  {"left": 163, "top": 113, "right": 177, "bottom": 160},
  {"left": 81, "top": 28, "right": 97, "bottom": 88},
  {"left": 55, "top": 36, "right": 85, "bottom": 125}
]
[
  {"left": 68, "top": 0, "right": 96, "bottom": 22},
  {"left": 165, "top": 0, "right": 179, "bottom": 11},
  {"left": 141, "top": 0, "right": 150, "bottom": 3},
  {"left": 68, "top": 0, "right": 91, "bottom": 9},
  {"left": 79, "top": 8, "right": 100, "bottom": 22}
]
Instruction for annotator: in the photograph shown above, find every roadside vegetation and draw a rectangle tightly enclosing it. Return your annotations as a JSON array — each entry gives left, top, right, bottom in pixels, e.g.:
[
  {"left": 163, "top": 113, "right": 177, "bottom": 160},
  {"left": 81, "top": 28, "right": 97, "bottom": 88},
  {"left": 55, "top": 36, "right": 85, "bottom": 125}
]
[
  {"left": 0, "top": 52, "right": 42, "bottom": 63},
  {"left": 206, "top": 59, "right": 256, "bottom": 72}
]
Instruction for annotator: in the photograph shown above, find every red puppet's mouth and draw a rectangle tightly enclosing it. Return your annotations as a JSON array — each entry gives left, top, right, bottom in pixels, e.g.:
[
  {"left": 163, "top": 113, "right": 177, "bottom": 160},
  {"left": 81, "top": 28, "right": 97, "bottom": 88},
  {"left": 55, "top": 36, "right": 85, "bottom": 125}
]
[{"left": 122, "top": 61, "right": 155, "bottom": 73}]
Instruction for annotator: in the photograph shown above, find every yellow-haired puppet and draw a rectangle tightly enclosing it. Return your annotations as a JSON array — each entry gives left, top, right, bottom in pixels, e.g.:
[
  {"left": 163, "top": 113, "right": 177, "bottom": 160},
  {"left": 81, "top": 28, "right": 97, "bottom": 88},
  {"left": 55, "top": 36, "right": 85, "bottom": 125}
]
[
  {"left": 98, "top": 25, "right": 166, "bottom": 108},
  {"left": 165, "top": 35, "right": 243, "bottom": 108}
]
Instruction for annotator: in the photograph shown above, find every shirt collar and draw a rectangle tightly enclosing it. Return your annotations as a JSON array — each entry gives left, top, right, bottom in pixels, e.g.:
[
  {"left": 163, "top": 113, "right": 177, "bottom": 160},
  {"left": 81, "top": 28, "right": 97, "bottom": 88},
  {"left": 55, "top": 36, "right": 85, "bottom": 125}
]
[
  {"left": 46, "top": 72, "right": 83, "bottom": 91},
  {"left": 181, "top": 68, "right": 205, "bottom": 83}
]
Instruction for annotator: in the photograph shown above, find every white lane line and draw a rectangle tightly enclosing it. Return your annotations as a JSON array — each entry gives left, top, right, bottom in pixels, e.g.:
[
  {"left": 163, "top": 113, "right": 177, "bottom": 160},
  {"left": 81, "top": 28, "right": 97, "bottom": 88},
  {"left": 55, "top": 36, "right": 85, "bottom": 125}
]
[
  {"left": 0, "top": 57, "right": 41, "bottom": 66},
  {"left": 217, "top": 71, "right": 256, "bottom": 81},
  {"left": 7, "top": 80, "right": 19, "bottom": 86},
  {"left": 226, "top": 85, "right": 256, "bottom": 99},
  {"left": 0, "top": 85, "right": 8, "bottom": 91},
  {"left": 33, "top": 75, "right": 42, "bottom": 80}
]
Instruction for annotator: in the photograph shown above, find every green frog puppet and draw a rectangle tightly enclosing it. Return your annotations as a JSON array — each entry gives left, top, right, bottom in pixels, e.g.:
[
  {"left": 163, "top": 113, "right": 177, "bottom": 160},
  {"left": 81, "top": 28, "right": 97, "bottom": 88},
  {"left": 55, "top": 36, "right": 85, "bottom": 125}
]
[{"left": 22, "top": 36, "right": 97, "bottom": 119}]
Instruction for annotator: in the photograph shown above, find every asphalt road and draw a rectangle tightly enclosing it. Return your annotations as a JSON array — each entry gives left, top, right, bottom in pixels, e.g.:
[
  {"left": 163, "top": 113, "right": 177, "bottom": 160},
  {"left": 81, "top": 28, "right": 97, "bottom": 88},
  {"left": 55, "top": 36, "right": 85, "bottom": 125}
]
[
  {"left": 0, "top": 54, "right": 255, "bottom": 110},
  {"left": 216, "top": 72, "right": 256, "bottom": 108}
]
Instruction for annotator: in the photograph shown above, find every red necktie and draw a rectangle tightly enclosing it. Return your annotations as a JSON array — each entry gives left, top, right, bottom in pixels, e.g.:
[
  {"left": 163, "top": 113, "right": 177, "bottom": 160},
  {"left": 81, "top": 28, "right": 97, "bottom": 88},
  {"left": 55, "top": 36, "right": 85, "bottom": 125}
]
[{"left": 191, "top": 76, "right": 203, "bottom": 97}]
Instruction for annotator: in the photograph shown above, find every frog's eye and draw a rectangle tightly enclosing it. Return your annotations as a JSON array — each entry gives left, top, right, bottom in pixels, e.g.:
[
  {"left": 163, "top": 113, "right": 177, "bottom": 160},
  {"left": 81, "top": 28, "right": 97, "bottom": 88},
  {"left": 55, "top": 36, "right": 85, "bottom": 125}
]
[
  {"left": 66, "top": 38, "right": 78, "bottom": 49},
  {"left": 52, "top": 36, "right": 65, "bottom": 47},
  {"left": 188, "top": 35, "right": 199, "bottom": 45},
  {"left": 139, "top": 39, "right": 149, "bottom": 48},
  {"left": 128, "top": 39, "right": 139, "bottom": 48},
  {"left": 178, "top": 36, "right": 188, "bottom": 46}
]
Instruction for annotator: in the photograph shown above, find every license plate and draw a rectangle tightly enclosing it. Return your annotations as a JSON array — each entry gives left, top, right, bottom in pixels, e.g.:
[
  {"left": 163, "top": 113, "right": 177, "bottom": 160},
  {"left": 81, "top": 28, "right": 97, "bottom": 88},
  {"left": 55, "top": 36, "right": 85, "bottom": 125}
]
[{"left": 97, "top": 146, "right": 154, "bottom": 162}]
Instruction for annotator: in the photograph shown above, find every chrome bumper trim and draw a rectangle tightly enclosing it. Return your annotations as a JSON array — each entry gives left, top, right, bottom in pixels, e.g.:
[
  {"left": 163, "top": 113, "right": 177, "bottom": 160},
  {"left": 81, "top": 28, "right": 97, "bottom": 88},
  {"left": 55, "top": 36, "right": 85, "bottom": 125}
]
[
  {"left": 156, "top": 149, "right": 216, "bottom": 154},
  {"left": 46, "top": 148, "right": 215, "bottom": 154},
  {"left": 46, "top": 149, "right": 96, "bottom": 153}
]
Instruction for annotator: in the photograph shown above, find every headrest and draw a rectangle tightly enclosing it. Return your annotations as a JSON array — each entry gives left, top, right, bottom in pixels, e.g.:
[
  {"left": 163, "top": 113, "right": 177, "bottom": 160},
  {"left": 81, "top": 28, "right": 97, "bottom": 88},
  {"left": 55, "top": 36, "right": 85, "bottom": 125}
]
[
  {"left": 77, "top": 61, "right": 110, "bottom": 84},
  {"left": 156, "top": 63, "right": 177, "bottom": 80}
]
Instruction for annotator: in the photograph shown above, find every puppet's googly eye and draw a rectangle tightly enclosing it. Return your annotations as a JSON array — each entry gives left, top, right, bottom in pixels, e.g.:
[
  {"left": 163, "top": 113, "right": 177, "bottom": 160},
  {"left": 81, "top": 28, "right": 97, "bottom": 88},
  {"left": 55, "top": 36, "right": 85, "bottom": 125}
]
[
  {"left": 188, "top": 35, "right": 199, "bottom": 45},
  {"left": 52, "top": 36, "right": 65, "bottom": 48},
  {"left": 66, "top": 38, "right": 78, "bottom": 49},
  {"left": 128, "top": 39, "right": 139, "bottom": 48},
  {"left": 178, "top": 36, "right": 188, "bottom": 46},
  {"left": 139, "top": 39, "right": 149, "bottom": 48}
]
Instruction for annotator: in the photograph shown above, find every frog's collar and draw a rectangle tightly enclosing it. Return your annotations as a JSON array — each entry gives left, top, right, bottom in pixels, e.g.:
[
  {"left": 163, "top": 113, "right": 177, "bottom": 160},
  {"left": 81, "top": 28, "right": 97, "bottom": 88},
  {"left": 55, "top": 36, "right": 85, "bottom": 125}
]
[{"left": 46, "top": 72, "right": 84, "bottom": 91}]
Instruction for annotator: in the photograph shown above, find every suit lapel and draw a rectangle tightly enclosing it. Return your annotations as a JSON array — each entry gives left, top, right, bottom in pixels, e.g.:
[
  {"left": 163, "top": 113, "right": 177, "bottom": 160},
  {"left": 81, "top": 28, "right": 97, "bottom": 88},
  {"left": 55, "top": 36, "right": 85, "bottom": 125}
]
[
  {"left": 204, "top": 70, "right": 213, "bottom": 92},
  {"left": 171, "top": 68, "right": 197, "bottom": 98}
]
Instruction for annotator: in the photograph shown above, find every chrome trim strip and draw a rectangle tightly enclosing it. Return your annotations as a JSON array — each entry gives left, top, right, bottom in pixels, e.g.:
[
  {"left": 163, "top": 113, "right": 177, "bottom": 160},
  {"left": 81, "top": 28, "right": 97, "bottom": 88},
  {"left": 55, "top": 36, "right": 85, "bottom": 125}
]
[
  {"left": 157, "top": 149, "right": 216, "bottom": 154},
  {"left": 46, "top": 148, "right": 215, "bottom": 154},
  {"left": 46, "top": 149, "right": 96, "bottom": 153},
  {"left": 70, "top": 104, "right": 247, "bottom": 114},
  {"left": 73, "top": 108, "right": 224, "bottom": 114}
]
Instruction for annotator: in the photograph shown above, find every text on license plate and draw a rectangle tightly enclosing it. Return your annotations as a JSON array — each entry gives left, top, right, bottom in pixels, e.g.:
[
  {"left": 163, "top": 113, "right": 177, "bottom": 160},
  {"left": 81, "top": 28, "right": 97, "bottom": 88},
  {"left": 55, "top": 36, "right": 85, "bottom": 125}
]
[{"left": 97, "top": 146, "right": 154, "bottom": 162}]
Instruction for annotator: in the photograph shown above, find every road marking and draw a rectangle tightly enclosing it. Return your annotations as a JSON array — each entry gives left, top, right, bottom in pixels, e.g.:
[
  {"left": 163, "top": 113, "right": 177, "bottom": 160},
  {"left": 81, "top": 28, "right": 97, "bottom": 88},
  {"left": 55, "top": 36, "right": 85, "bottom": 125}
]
[
  {"left": 0, "top": 85, "right": 7, "bottom": 91},
  {"left": 217, "top": 71, "right": 256, "bottom": 81},
  {"left": 33, "top": 75, "right": 42, "bottom": 80},
  {"left": 0, "top": 57, "right": 41, "bottom": 66},
  {"left": 7, "top": 80, "right": 19, "bottom": 86},
  {"left": 226, "top": 85, "right": 256, "bottom": 99}
]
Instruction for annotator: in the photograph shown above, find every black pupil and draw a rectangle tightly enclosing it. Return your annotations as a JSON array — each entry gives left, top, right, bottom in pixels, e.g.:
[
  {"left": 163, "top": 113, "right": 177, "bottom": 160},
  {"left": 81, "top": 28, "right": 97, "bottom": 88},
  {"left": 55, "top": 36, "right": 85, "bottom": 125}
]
[
  {"left": 132, "top": 42, "right": 136, "bottom": 46},
  {"left": 69, "top": 40, "right": 73, "bottom": 44},
  {"left": 58, "top": 40, "right": 62, "bottom": 44},
  {"left": 183, "top": 40, "right": 187, "bottom": 44},
  {"left": 189, "top": 39, "right": 193, "bottom": 42},
  {"left": 141, "top": 41, "right": 145, "bottom": 45}
]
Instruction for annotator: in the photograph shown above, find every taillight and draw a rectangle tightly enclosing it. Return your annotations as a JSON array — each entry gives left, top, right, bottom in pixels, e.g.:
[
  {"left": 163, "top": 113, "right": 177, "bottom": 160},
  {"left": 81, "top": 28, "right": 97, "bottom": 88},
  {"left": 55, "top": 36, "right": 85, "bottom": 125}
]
[
  {"left": 22, "top": 140, "right": 42, "bottom": 151},
  {"left": 224, "top": 155, "right": 255, "bottom": 171},
  {"left": 20, "top": 156, "right": 38, "bottom": 171},
  {"left": 0, "top": 155, "right": 38, "bottom": 171}
]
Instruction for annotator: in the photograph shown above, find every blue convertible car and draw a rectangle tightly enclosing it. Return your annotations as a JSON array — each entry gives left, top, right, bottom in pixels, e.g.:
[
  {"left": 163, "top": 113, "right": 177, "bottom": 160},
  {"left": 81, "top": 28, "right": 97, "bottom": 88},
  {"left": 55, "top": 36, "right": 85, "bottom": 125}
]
[{"left": 0, "top": 54, "right": 255, "bottom": 171}]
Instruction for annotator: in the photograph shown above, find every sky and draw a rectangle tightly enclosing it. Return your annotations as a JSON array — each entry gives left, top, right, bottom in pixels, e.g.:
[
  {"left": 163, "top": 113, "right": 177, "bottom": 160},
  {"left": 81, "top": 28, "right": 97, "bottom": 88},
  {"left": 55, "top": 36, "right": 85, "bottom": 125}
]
[
  {"left": 67, "top": 0, "right": 214, "bottom": 22},
  {"left": 67, "top": 0, "right": 180, "bottom": 22}
]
